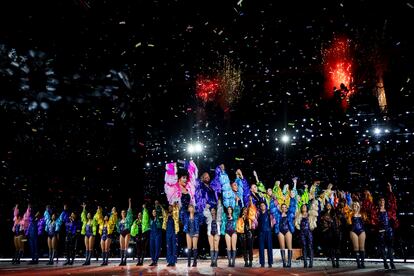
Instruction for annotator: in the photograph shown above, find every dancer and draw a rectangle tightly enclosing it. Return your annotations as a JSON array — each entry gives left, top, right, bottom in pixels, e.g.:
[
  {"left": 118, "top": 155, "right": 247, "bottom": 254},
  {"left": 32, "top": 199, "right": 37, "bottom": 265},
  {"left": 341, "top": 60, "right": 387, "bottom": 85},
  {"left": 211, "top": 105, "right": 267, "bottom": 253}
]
[
  {"left": 221, "top": 198, "right": 240, "bottom": 267},
  {"left": 163, "top": 202, "right": 180, "bottom": 267},
  {"left": 320, "top": 202, "right": 342, "bottom": 268},
  {"left": 96, "top": 206, "right": 117, "bottom": 266},
  {"left": 344, "top": 201, "right": 367, "bottom": 269},
  {"left": 63, "top": 211, "right": 79, "bottom": 265},
  {"left": 117, "top": 198, "right": 133, "bottom": 266},
  {"left": 27, "top": 210, "right": 44, "bottom": 264},
  {"left": 372, "top": 183, "right": 398, "bottom": 270},
  {"left": 195, "top": 172, "right": 219, "bottom": 212},
  {"left": 237, "top": 197, "right": 257, "bottom": 267},
  {"left": 235, "top": 169, "right": 249, "bottom": 208},
  {"left": 131, "top": 204, "right": 150, "bottom": 266},
  {"left": 203, "top": 201, "right": 223, "bottom": 267},
  {"left": 274, "top": 190, "right": 297, "bottom": 268},
  {"left": 294, "top": 200, "right": 318, "bottom": 268},
  {"left": 12, "top": 204, "right": 30, "bottom": 265},
  {"left": 182, "top": 204, "right": 201, "bottom": 267},
  {"left": 257, "top": 199, "right": 276, "bottom": 268},
  {"left": 149, "top": 206, "right": 164, "bottom": 266},
  {"left": 44, "top": 206, "right": 63, "bottom": 265},
  {"left": 80, "top": 203, "right": 99, "bottom": 265},
  {"left": 164, "top": 161, "right": 198, "bottom": 211}
]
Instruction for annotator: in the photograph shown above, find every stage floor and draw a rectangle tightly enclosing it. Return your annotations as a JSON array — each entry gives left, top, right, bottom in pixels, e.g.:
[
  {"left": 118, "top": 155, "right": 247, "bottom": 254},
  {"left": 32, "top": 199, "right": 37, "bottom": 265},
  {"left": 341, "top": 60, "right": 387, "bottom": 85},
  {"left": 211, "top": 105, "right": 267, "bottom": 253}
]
[{"left": 1, "top": 259, "right": 413, "bottom": 275}]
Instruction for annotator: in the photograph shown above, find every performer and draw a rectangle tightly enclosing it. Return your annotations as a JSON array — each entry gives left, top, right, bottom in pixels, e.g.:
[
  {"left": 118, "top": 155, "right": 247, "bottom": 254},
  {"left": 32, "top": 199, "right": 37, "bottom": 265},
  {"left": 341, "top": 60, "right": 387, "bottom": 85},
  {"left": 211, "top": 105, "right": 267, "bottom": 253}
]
[
  {"left": 80, "top": 203, "right": 99, "bottom": 266},
  {"left": 344, "top": 201, "right": 367, "bottom": 269},
  {"left": 163, "top": 202, "right": 180, "bottom": 267},
  {"left": 274, "top": 190, "right": 297, "bottom": 268},
  {"left": 149, "top": 206, "right": 163, "bottom": 266},
  {"left": 235, "top": 169, "right": 249, "bottom": 208},
  {"left": 372, "top": 183, "right": 398, "bottom": 270},
  {"left": 294, "top": 200, "right": 318, "bottom": 268},
  {"left": 195, "top": 172, "right": 219, "bottom": 212},
  {"left": 221, "top": 165, "right": 242, "bottom": 209},
  {"left": 237, "top": 197, "right": 257, "bottom": 267},
  {"left": 27, "top": 210, "right": 44, "bottom": 265},
  {"left": 44, "top": 206, "right": 63, "bottom": 265},
  {"left": 257, "top": 200, "right": 276, "bottom": 268},
  {"left": 274, "top": 178, "right": 298, "bottom": 207},
  {"left": 131, "top": 204, "right": 150, "bottom": 266},
  {"left": 63, "top": 211, "right": 79, "bottom": 266},
  {"left": 195, "top": 171, "right": 219, "bottom": 260},
  {"left": 164, "top": 161, "right": 198, "bottom": 211},
  {"left": 96, "top": 207, "right": 117, "bottom": 266},
  {"left": 250, "top": 182, "right": 266, "bottom": 208},
  {"left": 320, "top": 202, "right": 342, "bottom": 268},
  {"left": 203, "top": 201, "right": 223, "bottom": 267},
  {"left": 221, "top": 199, "right": 240, "bottom": 267},
  {"left": 117, "top": 198, "right": 133, "bottom": 266},
  {"left": 182, "top": 204, "right": 201, "bottom": 267},
  {"left": 12, "top": 204, "right": 30, "bottom": 265}
]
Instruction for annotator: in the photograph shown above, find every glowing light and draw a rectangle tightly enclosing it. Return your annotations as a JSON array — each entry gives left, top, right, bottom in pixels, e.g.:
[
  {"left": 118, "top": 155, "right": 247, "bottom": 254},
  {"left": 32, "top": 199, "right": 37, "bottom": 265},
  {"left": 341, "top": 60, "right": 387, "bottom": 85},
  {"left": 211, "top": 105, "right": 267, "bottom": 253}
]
[
  {"left": 281, "top": 134, "right": 290, "bottom": 144},
  {"left": 187, "top": 143, "right": 203, "bottom": 154},
  {"left": 374, "top": 128, "right": 381, "bottom": 135},
  {"left": 127, "top": 248, "right": 132, "bottom": 254}
]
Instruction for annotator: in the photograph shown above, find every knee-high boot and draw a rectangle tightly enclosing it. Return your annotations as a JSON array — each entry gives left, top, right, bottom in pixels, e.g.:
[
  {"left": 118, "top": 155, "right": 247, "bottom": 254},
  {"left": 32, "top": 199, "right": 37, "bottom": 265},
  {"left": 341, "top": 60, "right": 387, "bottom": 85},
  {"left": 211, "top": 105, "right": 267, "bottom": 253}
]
[
  {"left": 281, "top": 249, "right": 286, "bottom": 267},
  {"left": 359, "top": 251, "right": 365, "bottom": 269},
  {"left": 354, "top": 251, "right": 361, "bottom": 268},
  {"left": 388, "top": 247, "right": 396, "bottom": 270},
  {"left": 287, "top": 250, "right": 292, "bottom": 268},
  {"left": 302, "top": 247, "right": 308, "bottom": 268},
  {"left": 192, "top": 249, "right": 198, "bottom": 267},
  {"left": 187, "top": 248, "right": 192, "bottom": 267}
]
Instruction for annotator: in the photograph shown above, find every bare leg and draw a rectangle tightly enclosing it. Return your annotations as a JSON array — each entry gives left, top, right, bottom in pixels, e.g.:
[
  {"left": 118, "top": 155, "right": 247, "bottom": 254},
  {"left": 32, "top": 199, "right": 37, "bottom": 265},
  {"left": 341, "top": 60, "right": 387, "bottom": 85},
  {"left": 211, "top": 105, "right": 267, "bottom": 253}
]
[
  {"left": 231, "top": 233, "right": 237, "bottom": 251},
  {"left": 285, "top": 232, "right": 293, "bottom": 250}
]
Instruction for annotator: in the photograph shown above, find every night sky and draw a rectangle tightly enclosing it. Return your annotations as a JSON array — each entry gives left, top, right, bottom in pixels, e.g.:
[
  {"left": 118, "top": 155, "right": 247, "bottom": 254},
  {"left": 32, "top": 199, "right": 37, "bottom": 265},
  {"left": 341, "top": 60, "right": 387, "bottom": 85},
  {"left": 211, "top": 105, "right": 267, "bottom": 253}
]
[{"left": 1, "top": 0, "right": 414, "bottom": 256}]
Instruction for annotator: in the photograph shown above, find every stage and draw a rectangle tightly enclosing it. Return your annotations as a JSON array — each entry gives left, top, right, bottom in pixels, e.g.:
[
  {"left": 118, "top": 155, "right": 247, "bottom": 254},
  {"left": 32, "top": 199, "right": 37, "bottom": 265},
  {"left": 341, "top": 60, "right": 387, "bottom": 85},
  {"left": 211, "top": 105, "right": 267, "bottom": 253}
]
[{"left": 1, "top": 258, "right": 413, "bottom": 275}]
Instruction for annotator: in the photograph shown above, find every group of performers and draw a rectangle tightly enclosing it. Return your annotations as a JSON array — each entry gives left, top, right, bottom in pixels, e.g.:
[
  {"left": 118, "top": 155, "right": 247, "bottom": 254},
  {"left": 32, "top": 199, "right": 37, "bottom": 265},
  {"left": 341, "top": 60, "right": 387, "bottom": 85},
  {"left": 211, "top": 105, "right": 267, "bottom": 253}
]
[{"left": 11, "top": 161, "right": 399, "bottom": 270}]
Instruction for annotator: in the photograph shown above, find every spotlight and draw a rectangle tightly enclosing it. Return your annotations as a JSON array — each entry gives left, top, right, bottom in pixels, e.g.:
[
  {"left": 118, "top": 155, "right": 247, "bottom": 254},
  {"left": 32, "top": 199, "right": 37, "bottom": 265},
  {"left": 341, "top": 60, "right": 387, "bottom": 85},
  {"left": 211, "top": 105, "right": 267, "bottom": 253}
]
[
  {"left": 187, "top": 143, "right": 203, "bottom": 154},
  {"left": 146, "top": 162, "right": 150, "bottom": 167},
  {"left": 281, "top": 134, "right": 290, "bottom": 144},
  {"left": 374, "top": 128, "right": 381, "bottom": 135},
  {"left": 127, "top": 248, "right": 133, "bottom": 254},
  {"left": 187, "top": 144, "right": 195, "bottom": 154}
]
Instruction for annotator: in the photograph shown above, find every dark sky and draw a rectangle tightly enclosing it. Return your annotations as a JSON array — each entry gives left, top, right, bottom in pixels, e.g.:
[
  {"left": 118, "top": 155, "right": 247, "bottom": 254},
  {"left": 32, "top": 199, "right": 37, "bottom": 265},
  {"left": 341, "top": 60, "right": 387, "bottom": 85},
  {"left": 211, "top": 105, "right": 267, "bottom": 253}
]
[{"left": 1, "top": 0, "right": 414, "bottom": 256}]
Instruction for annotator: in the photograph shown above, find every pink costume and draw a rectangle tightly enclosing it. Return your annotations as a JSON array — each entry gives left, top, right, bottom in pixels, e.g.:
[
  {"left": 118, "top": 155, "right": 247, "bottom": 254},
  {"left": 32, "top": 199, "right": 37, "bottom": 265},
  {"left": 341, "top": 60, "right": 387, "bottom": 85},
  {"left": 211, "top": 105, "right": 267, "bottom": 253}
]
[
  {"left": 164, "top": 161, "right": 198, "bottom": 207},
  {"left": 12, "top": 206, "right": 31, "bottom": 235}
]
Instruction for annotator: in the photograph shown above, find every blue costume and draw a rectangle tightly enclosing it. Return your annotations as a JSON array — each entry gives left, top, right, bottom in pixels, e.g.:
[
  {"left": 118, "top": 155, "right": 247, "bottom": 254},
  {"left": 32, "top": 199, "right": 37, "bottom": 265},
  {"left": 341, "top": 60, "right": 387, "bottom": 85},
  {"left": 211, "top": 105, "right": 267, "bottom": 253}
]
[
  {"left": 195, "top": 180, "right": 219, "bottom": 212},
  {"left": 183, "top": 211, "right": 201, "bottom": 267},
  {"left": 273, "top": 197, "right": 297, "bottom": 267},
  {"left": 44, "top": 209, "right": 63, "bottom": 265},
  {"left": 26, "top": 216, "right": 44, "bottom": 264},
  {"left": 165, "top": 216, "right": 177, "bottom": 265},
  {"left": 149, "top": 216, "right": 162, "bottom": 265},
  {"left": 351, "top": 217, "right": 365, "bottom": 236},
  {"left": 258, "top": 208, "right": 273, "bottom": 267}
]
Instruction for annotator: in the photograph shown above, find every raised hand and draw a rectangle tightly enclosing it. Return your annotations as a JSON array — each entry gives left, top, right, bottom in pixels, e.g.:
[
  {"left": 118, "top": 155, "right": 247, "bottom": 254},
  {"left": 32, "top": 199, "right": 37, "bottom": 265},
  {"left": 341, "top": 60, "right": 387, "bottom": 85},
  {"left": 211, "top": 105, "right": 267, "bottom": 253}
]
[{"left": 81, "top": 203, "right": 86, "bottom": 209}]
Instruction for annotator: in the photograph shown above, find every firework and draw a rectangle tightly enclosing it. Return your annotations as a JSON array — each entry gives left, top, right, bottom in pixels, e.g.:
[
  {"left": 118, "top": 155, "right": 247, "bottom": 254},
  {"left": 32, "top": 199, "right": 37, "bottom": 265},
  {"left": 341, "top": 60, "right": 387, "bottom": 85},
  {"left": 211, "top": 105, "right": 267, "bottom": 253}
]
[
  {"left": 322, "top": 36, "right": 354, "bottom": 106},
  {"left": 196, "top": 56, "right": 243, "bottom": 110}
]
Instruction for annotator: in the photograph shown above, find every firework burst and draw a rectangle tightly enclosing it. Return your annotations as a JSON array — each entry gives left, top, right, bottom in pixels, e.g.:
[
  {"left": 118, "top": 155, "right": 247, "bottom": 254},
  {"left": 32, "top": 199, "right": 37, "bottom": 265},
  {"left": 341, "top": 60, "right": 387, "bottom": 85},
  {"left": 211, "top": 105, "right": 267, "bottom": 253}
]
[{"left": 322, "top": 36, "right": 354, "bottom": 107}]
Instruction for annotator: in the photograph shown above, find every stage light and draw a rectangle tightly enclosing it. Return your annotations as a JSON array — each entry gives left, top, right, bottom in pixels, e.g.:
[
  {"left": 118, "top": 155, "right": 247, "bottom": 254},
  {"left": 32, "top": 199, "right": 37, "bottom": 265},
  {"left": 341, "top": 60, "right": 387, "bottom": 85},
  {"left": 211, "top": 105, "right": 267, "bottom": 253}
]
[
  {"left": 374, "top": 128, "right": 381, "bottom": 135},
  {"left": 194, "top": 143, "right": 203, "bottom": 152},
  {"left": 281, "top": 134, "right": 290, "bottom": 144},
  {"left": 187, "top": 143, "right": 203, "bottom": 154},
  {"left": 127, "top": 248, "right": 132, "bottom": 254},
  {"left": 146, "top": 162, "right": 150, "bottom": 167}
]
